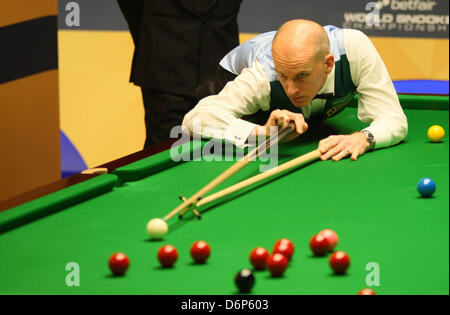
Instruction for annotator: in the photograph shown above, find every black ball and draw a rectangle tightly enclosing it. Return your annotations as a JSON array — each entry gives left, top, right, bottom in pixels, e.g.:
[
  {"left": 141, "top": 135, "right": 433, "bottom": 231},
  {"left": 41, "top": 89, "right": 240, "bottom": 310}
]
[{"left": 234, "top": 269, "right": 255, "bottom": 293}]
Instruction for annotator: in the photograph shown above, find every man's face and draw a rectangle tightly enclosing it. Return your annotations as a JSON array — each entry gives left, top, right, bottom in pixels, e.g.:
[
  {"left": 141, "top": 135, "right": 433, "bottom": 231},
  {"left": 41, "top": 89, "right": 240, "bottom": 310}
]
[{"left": 274, "top": 54, "right": 331, "bottom": 107}]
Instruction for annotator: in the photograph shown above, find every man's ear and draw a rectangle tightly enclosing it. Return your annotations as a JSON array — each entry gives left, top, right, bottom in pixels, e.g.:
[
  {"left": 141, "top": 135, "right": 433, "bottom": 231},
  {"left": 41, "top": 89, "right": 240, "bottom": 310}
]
[{"left": 324, "top": 53, "right": 334, "bottom": 75}]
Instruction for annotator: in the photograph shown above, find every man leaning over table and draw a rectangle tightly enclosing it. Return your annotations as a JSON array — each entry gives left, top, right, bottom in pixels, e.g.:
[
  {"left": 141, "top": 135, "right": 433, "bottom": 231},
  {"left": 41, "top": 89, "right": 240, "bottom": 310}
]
[{"left": 182, "top": 19, "right": 408, "bottom": 162}]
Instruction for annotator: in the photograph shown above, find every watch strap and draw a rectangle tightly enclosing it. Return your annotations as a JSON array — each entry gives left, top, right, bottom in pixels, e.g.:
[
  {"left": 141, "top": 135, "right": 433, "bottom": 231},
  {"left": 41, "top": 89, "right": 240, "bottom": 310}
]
[{"left": 362, "top": 130, "right": 376, "bottom": 152}]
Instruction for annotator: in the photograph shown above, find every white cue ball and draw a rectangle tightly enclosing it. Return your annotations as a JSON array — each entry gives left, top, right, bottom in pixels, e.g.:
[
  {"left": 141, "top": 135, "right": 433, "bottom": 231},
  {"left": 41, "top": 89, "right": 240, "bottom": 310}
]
[{"left": 146, "top": 218, "right": 168, "bottom": 239}]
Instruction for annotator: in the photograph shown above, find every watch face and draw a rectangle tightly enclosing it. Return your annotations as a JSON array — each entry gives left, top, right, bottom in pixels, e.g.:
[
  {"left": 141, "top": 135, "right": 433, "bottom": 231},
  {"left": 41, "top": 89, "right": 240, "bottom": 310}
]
[{"left": 363, "top": 131, "right": 376, "bottom": 150}]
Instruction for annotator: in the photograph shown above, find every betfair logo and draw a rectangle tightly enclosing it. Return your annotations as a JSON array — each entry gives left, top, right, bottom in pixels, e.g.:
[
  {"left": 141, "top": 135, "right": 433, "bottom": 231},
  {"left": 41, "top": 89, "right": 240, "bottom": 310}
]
[
  {"left": 374, "top": 0, "right": 391, "bottom": 10},
  {"left": 375, "top": 0, "right": 438, "bottom": 11}
]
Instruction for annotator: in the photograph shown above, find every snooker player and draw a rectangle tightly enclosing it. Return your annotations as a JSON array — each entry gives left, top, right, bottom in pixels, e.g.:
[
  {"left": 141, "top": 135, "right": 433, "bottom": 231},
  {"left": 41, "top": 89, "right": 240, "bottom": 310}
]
[{"left": 182, "top": 19, "right": 408, "bottom": 161}]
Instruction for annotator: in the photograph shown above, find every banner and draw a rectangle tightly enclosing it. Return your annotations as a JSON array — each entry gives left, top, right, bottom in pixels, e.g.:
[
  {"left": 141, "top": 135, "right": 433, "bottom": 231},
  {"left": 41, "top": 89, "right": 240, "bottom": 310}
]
[
  {"left": 237, "top": 0, "right": 449, "bottom": 38},
  {"left": 58, "top": 0, "right": 449, "bottom": 38}
]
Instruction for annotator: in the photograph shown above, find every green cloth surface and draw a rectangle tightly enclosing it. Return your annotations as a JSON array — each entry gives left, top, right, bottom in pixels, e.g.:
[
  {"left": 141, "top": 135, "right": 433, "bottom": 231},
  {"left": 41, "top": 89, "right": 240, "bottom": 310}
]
[{"left": 0, "top": 104, "right": 448, "bottom": 295}]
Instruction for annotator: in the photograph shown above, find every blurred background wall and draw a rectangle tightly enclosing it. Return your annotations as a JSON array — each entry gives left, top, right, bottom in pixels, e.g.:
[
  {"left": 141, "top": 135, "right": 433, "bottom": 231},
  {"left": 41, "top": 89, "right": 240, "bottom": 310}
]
[{"left": 0, "top": 1, "right": 60, "bottom": 202}]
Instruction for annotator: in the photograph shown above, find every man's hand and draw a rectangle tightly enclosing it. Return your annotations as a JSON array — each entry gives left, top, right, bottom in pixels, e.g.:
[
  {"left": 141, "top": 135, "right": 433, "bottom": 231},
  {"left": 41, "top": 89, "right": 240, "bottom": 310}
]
[
  {"left": 319, "top": 132, "right": 371, "bottom": 161},
  {"left": 251, "top": 109, "right": 308, "bottom": 143}
]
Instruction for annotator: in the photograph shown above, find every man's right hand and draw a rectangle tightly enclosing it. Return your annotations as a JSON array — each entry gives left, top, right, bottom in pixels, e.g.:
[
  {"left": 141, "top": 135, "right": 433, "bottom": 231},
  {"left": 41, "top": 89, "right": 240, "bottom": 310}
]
[{"left": 251, "top": 109, "right": 308, "bottom": 142}]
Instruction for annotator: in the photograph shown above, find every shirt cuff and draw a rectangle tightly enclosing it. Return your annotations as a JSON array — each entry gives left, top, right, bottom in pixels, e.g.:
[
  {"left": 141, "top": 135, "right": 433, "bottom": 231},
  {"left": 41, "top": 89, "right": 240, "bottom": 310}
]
[
  {"left": 224, "top": 119, "right": 259, "bottom": 148},
  {"left": 362, "top": 124, "right": 392, "bottom": 149}
]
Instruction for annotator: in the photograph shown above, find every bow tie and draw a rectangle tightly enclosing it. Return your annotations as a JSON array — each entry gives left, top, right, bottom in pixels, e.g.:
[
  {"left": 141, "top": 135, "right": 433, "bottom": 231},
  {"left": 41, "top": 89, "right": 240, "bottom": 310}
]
[{"left": 314, "top": 93, "right": 334, "bottom": 100}]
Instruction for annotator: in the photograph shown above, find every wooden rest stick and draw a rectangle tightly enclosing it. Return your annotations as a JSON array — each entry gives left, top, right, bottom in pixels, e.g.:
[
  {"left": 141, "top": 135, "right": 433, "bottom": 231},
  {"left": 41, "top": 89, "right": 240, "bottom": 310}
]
[
  {"left": 196, "top": 149, "right": 321, "bottom": 208},
  {"left": 179, "top": 196, "right": 203, "bottom": 218},
  {"left": 164, "top": 123, "right": 295, "bottom": 221},
  {"left": 177, "top": 124, "right": 292, "bottom": 218},
  {"left": 179, "top": 195, "right": 202, "bottom": 220},
  {"left": 164, "top": 155, "right": 251, "bottom": 220}
]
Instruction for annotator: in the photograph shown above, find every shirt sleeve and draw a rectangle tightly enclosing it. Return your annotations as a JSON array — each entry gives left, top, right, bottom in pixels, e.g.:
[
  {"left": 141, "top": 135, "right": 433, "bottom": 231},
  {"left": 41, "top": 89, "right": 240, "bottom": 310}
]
[
  {"left": 182, "top": 60, "right": 271, "bottom": 148},
  {"left": 344, "top": 29, "right": 408, "bottom": 149}
]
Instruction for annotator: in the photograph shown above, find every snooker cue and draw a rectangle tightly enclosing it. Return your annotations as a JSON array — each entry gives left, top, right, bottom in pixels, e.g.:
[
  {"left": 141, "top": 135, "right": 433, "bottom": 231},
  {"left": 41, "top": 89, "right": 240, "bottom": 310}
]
[
  {"left": 164, "top": 123, "right": 296, "bottom": 221},
  {"left": 195, "top": 149, "right": 321, "bottom": 208}
]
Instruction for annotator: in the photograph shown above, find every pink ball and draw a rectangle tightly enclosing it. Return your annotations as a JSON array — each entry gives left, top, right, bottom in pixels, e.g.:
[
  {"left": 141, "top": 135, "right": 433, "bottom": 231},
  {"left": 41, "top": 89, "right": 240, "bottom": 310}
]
[{"left": 319, "top": 229, "right": 338, "bottom": 251}]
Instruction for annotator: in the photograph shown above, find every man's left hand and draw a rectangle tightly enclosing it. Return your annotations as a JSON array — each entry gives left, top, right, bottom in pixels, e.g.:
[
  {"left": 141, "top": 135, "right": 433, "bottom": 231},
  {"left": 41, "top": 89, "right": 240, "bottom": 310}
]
[{"left": 319, "top": 132, "right": 371, "bottom": 161}]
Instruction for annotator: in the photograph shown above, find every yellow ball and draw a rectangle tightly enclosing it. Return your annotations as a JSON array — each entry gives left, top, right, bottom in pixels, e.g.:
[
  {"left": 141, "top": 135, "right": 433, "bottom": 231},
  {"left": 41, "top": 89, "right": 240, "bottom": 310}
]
[{"left": 427, "top": 125, "right": 445, "bottom": 142}]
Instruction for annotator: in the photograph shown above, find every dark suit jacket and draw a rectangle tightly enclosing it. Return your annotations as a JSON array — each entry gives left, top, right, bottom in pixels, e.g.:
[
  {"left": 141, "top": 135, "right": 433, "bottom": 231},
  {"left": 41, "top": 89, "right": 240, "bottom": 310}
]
[{"left": 118, "top": 0, "right": 242, "bottom": 96}]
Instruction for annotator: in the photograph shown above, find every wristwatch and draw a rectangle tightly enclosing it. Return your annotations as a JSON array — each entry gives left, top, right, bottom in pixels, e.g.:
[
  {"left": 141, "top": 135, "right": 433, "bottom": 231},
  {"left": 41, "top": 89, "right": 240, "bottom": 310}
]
[{"left": 361, "top": 130, "right": 376, "bottom": 152}]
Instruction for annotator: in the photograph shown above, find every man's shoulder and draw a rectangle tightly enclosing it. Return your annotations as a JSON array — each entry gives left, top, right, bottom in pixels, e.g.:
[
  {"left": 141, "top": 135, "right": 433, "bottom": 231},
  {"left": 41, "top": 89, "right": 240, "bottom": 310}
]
[
  {"left": 343, "top": 28, "right": 370, "bottom": 40},
  {"left": 343, "top": 28, "right": 374, "bottom": 59}
]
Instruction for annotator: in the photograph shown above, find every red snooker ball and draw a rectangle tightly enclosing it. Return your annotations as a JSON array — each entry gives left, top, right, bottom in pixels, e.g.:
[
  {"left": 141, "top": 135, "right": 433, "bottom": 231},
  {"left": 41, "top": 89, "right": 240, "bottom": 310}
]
[
  {"left": 108, "top": 252, "right": 130, "bottom": 276},
  {"left": 309, "top": 234, "right": 331, "bottom": 256},
  {"left": 273, "top": 239, "right": 294, "bottom": 261},
  {"left": 329, "top": 251, "right": 350, "bottom": 274},
  {"left": 249, "top": 247, "right": 269, "bottom": 270},
  {"left": 318, "top": 229, "right": 338, "bottom": 251},
  {"left": 190, "top": 241, "right": 211, "bottom": 264},
  {"left": 158, "top": 245, "right": 178, "bottom": 268},
  {"left": 266, "top": 253, "right": 288, "bottom": 277},
  {"left": 357, "top": 288, "right": 377, "bottom": 295}
]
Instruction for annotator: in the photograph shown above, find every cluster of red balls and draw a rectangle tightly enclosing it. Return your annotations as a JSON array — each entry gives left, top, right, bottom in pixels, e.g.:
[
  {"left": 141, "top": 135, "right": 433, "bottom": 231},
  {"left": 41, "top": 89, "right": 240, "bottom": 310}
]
[
  {"left": 309, "top": 229, "right": 376, "bottom": 295},
  {"left": 245, "top": 229, "right": 376, "bottom": 295},
  {"left": 108, "top": 241, "right": 211, "bottom": 275},
  {"left": 309, "top": 229, "right": 350, "bottom": 275},
  {"left": 249, "top": 238, "right": 294, "bottom": 277},
  {"left": 246, "top": 230, "right": 349, "bottom": 278}
]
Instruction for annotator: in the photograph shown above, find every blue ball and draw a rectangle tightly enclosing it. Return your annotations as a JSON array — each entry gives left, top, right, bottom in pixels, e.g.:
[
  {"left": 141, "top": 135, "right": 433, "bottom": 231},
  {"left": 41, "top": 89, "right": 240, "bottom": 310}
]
[{"left": 417, "top": 178, "right": 436, "bottom": 198}]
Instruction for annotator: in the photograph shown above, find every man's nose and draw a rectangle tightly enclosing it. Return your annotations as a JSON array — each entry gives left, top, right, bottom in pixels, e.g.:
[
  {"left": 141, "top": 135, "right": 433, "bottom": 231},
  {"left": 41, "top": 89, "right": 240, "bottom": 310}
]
[{"left": 286, "top": 80, "right": 299, "bottom": 96}]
